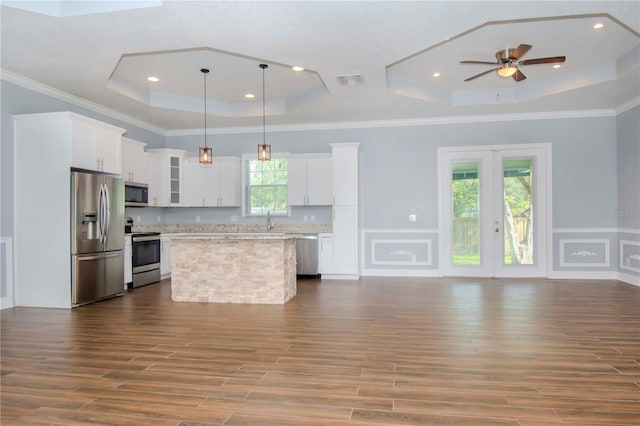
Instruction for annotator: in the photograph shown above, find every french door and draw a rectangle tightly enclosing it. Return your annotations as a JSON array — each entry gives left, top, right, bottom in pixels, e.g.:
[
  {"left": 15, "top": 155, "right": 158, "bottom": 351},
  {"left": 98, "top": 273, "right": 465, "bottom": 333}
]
[{"left": 439, "top": 145, "right": 549, "bottom": 277}]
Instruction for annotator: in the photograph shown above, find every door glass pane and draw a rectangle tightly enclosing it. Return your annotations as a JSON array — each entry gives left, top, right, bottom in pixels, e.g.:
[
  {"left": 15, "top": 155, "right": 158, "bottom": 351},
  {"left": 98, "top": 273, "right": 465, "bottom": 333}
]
[
  {"left": 452, "top": 161, "right": 480, "bottom": 265},
  {"left": 503, "top": 159, "right": 534, "bottom": 265}
]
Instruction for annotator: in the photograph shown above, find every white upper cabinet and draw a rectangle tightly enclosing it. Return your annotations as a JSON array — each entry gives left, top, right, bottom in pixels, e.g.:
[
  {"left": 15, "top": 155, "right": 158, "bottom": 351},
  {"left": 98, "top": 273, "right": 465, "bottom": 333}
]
[
  {"left": 217, "top": 157, "right": 241, "bottom": 207},
  {"left": 330, "top": 143, "right": 359, "bottom": 206},
  {"left": 147, "top": 149, "right": 186, "bottom": 207},
  {"left": 121, "top": 138, "right": 148, "bottom": 183},
  {"left": 183, "top": 156, "right": 241, "bottom": 207},
  {"left": 70, "top": 115, "right": 124, "bottom": 174},
  {"left": 287, "top": 154, "right": 332, "bottom": 206}
]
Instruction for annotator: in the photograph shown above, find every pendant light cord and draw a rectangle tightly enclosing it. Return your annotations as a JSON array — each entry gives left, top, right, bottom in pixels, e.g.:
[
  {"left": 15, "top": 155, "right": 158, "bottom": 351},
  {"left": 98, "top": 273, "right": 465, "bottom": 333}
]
[
  {"left": 201, "top": 68, "right": 209, "bottom": 148},
  {"left": 262, "top": 65, "right": 266, "bottom": 145}
]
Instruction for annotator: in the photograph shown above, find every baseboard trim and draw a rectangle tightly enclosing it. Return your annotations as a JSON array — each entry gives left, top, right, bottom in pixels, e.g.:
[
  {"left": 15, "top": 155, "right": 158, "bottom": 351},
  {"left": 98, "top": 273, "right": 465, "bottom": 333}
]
[
  {"left": 617, "top": 272, "right": 640, "bottom": 287},
  {"left": 361, "top": 268, "right": 440, "bottom": 277},
  {"left": 320, "top": 274, "right": 359, "bottom": 280}
]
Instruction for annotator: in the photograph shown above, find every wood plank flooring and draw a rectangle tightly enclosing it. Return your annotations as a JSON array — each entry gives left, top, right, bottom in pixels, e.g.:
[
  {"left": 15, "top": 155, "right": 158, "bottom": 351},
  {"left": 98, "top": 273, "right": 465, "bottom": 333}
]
[{"left": 1, "top": 277, "right": 639, "bottom": 425}]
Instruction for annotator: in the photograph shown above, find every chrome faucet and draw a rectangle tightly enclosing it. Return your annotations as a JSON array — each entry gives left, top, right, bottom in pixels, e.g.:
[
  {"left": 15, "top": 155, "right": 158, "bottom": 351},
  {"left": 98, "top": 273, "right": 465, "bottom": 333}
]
[{"left": 266, "top": 210, "right": 274, "bottom": 231}]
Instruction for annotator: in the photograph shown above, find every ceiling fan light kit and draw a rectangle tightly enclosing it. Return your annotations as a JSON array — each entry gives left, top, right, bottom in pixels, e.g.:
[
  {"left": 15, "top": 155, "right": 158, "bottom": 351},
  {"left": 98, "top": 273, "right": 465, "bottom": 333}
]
[
  {"left": 460, "top": 43, "right": 566, "bottom": 82},
  {"left": 497, "top": 66, "right": 518, "bottom": 77}
]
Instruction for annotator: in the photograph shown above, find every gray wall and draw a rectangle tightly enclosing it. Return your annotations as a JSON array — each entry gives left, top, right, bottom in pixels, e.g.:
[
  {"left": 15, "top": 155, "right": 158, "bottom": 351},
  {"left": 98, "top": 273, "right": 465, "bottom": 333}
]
[
  {"left": 617, "top": 106, "right": 640, "bottom": 230},
  {"left": 2, "top": 78, "right": 638, "bottom": 281},
  {"left": 0, "top": 80, "right": 166, "bottom": 236},
  {"left": 167, "top": 116, "right": 621, "bottom": 230},
  {"left": 616, "top": 106, "right": 640, "bottom": 278}
]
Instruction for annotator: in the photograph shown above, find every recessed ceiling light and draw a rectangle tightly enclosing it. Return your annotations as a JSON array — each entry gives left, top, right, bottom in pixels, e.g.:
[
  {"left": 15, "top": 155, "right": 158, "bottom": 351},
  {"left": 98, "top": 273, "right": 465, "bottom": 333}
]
[
  {"left": 147, "top": 76, "right": 159, "bottom": 82},
  {"left": 553, "top": 64, "right": 562, "bottom": 69},
  {"left": 432, "top": 72, "right": 441, "bottom": 78},
  {"left": 593, "top": 23, "right": 604, "bottom": 29},
  {"left": 292, "top": 66, "right": 305, "bottom": 72},
  {"left": 245, "top": 93, "right": 255, "bottom": 99}
]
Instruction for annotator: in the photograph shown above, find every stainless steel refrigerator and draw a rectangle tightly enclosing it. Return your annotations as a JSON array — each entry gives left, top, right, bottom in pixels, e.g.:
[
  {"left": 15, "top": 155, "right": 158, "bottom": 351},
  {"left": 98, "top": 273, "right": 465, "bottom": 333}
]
[{"left": 71, "top": 170, "right": 125, "bottom": 306}]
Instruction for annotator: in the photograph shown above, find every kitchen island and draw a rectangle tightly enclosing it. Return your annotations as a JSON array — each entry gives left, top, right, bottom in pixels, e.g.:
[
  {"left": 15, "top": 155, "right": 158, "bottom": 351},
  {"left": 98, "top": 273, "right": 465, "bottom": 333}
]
[{"left": 167, "top": 233, "right": 297, "bottom": 304}]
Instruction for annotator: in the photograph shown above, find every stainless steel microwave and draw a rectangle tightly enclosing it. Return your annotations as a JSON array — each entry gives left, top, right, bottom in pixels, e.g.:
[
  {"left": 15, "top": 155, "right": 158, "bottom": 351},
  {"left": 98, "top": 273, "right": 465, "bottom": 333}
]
[{"left": 124, "top": 182, "right": 148, "bottom": 207}]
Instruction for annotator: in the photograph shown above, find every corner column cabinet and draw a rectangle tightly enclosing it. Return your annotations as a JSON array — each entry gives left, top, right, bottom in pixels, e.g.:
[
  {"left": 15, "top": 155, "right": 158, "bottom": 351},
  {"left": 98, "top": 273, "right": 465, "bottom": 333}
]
[
  {"left": 287, "top": 154, "right": 332, "bottom": 206},
  {"left": 183, "top": 156, "right": 241, "bottom": 207},
  {"left": 121, "top": 138, "right": 148, "bottom": 184},
  {"left": 327, "top": 143, "right": 360, "bottom": 278},
  {"left": 70, "top": 115, "right": 124, "bottom": 174},
  {"left": 12, "top": 112, "right": 125, "bottom": 308},
  {"left": 147, "top": 149, "right": 186, "bottom": 207}
]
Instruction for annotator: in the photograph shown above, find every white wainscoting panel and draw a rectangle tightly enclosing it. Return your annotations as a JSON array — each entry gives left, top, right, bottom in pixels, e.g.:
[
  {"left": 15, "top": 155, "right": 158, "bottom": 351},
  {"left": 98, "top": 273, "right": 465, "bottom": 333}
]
[
  {"left": 1, "top": 237, "right": 14, "bottom": 309},
  {"left": 559, "top": 239, "right": 610, "bottom": 268},
  {"left": 371, "top": 239, "right": 432, "bottom": 266},
  {"left": 620, "top": 240, "right": 640, "bottom": 273}
]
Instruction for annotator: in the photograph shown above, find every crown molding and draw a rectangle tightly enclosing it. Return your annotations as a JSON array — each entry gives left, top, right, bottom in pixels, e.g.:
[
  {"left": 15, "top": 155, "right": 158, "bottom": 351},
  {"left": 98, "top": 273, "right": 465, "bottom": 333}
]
[
  {"left": 3, "top": 68, "right": 633, "bottom": 138},
  {"left": 616, "top": 97, "right": 640, "bottom": 114},
  {"left": 166, "top": 108, "right": 617, "bottom": 136},
  {"left": 1, "top": 69, "right": 165, "bottom": 135}
]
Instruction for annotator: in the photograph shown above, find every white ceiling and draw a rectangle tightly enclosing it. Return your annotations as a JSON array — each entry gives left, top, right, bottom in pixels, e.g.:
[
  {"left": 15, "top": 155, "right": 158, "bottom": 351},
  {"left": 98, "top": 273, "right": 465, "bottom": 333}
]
[{"left": 1, "top": 1, "right": 639, "bottom": 133}]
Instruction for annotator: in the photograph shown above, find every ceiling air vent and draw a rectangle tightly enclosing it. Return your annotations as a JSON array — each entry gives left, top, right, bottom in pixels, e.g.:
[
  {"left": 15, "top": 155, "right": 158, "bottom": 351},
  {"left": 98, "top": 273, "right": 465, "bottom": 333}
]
[{"left": 337, "top": 74, "right": 365, "bottom": 86}]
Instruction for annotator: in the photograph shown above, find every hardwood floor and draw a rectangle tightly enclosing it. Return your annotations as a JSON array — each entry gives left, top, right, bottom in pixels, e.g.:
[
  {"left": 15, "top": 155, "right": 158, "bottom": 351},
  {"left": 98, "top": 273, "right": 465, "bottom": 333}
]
[{"left": 1, "top": 277, "right": 639, "bottom": 425}]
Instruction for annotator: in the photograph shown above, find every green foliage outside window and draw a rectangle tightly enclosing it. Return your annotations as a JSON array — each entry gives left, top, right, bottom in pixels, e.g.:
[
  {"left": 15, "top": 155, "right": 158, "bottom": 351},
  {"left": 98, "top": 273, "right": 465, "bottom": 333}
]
[{"left": 246, "top": 158, "right": 288, "bottom": 215}]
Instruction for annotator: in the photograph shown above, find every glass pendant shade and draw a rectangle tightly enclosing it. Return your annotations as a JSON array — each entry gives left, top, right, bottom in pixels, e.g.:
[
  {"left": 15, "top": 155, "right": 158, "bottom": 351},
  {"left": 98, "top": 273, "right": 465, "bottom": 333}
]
[
  {"left": 199, "top": 146, "right": 212, "bottom": 164},
  {"left": 258, "top": 143, "right": 271, "bottom": 162}
]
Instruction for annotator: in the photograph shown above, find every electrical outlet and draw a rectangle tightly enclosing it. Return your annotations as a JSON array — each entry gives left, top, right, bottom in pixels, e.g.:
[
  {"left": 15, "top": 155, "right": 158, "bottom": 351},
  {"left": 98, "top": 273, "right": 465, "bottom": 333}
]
[
  {"left": 136, "top": 216, "right": 141, "bottom": 223},
  {"left": 156, "top": 215, "right": 161, "bottom": 223},
  {"left": 310, "top": 214, "right": 315, "bottom": 222},
  {"left": 231, "top": 215, "right": 238, "bottom": 222},
  {"left": 196, "top": 216, "right": 201, "bottom": 222},
  {"left": 303, "top": 215, "right": 309, "bottom": 222},
  {"left": 409, "top": 214, "right": 417, "bottom": 222}
]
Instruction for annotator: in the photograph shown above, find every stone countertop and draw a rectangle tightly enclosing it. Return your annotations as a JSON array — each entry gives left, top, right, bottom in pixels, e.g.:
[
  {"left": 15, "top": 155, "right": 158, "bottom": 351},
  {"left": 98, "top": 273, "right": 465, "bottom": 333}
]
[
  {"left": 134, "top": 223, "right": 331, "bottom": 235},
  {"left": 163, "top": 232, "right": 296, "bottom": 240}
]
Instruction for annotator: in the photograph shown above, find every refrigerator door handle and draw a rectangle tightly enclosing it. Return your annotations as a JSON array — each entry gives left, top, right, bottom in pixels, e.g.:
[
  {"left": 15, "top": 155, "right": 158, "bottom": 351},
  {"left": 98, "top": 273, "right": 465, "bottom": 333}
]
[
  {"left": 75, "top": 251, "right": 122, "bottom": 261},
  {"left": 103, "top": 183, "right": 110, "bottom": 247},
  {"left": 98, "top": 184, "right": 107, "bottom": 246},
  {"left": 97, "top": 184, "right": 103, "bottom": 244}
]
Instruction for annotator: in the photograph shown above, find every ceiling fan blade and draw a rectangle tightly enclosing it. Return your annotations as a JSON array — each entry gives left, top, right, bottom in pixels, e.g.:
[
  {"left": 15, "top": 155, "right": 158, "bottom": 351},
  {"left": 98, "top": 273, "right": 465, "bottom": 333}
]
[
  {"left": 520, "top": 56, "right": 566, "bottom": 65},
  {"left": 464, "top": 68, "right": 499, "bottom": 81},
  {"left": 510, "top": 44, "right": 532, "bottom": 60},
  {"left": 513, "top": 69, "right": 527, "bottom": 81},
  {"left": 460, "top": 60, "right": 499, "bottom": 65}
]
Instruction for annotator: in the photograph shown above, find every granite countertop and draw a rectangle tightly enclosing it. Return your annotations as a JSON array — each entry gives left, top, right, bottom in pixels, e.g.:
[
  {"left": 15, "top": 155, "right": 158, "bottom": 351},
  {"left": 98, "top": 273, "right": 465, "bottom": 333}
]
[
  {"left": 133, "top": 223, "right": 331, "bottom": 235},
  {"left": 163, "top": 232, "right": 296, "bottom": 240}
]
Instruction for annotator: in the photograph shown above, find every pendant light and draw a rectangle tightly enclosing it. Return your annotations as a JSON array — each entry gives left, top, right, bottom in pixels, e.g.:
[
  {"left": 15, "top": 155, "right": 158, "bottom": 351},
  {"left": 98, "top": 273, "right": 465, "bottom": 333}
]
[
  {"left": 258, "top": 63, "right": 271, "bottom": 162},
  {"left": 199, "top": 68, "right": 213, "bottom": 165}
]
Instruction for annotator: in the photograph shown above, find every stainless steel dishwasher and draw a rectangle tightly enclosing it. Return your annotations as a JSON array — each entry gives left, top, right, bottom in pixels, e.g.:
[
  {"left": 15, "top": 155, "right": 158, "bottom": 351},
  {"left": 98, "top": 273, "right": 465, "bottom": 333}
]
[{"left": 295, "top": 234, "right": 320, "bottom": 278}]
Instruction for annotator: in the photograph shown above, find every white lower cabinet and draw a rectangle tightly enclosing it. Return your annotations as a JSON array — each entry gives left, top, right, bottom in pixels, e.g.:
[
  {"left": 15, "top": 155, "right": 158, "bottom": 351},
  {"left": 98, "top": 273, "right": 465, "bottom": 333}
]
[
  {"left": 124, "top": 235, "right": 132, "bottom": 287},
  {"left": 160, "top": 237, "right": 171, "bottom": 278},
  {"left": 318, "top": 233, "right": 334, "bottom": 274},
  {"left": 332, "top": 206, "right": 359, "bottom": 275}
]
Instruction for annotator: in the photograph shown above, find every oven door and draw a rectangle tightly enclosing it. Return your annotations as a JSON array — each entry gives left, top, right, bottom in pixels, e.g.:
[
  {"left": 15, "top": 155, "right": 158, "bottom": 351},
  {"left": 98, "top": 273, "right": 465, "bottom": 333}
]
[{"left": 132, "top": 236, "right": 161, "bottom": 272}]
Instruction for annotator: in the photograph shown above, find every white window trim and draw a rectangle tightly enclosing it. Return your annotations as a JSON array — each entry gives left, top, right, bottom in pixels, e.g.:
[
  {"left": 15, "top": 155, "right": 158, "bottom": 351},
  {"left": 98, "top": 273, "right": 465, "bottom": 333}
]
[{"left": 241, "top": 152, "right": 291, "bottom": 217}]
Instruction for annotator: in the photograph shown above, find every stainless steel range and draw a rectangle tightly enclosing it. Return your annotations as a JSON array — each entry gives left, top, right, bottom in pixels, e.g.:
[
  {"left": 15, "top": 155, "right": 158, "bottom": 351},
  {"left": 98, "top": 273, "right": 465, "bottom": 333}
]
[{"left": 130, "top": 232, "right": 161, "bottom": 288}]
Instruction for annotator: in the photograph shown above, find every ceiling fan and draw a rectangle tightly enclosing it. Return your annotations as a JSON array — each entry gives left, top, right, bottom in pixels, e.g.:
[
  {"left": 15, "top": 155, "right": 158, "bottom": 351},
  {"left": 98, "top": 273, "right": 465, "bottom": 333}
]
[{"left": 460, "top": 44, "right": 566, "bottom": 82}]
